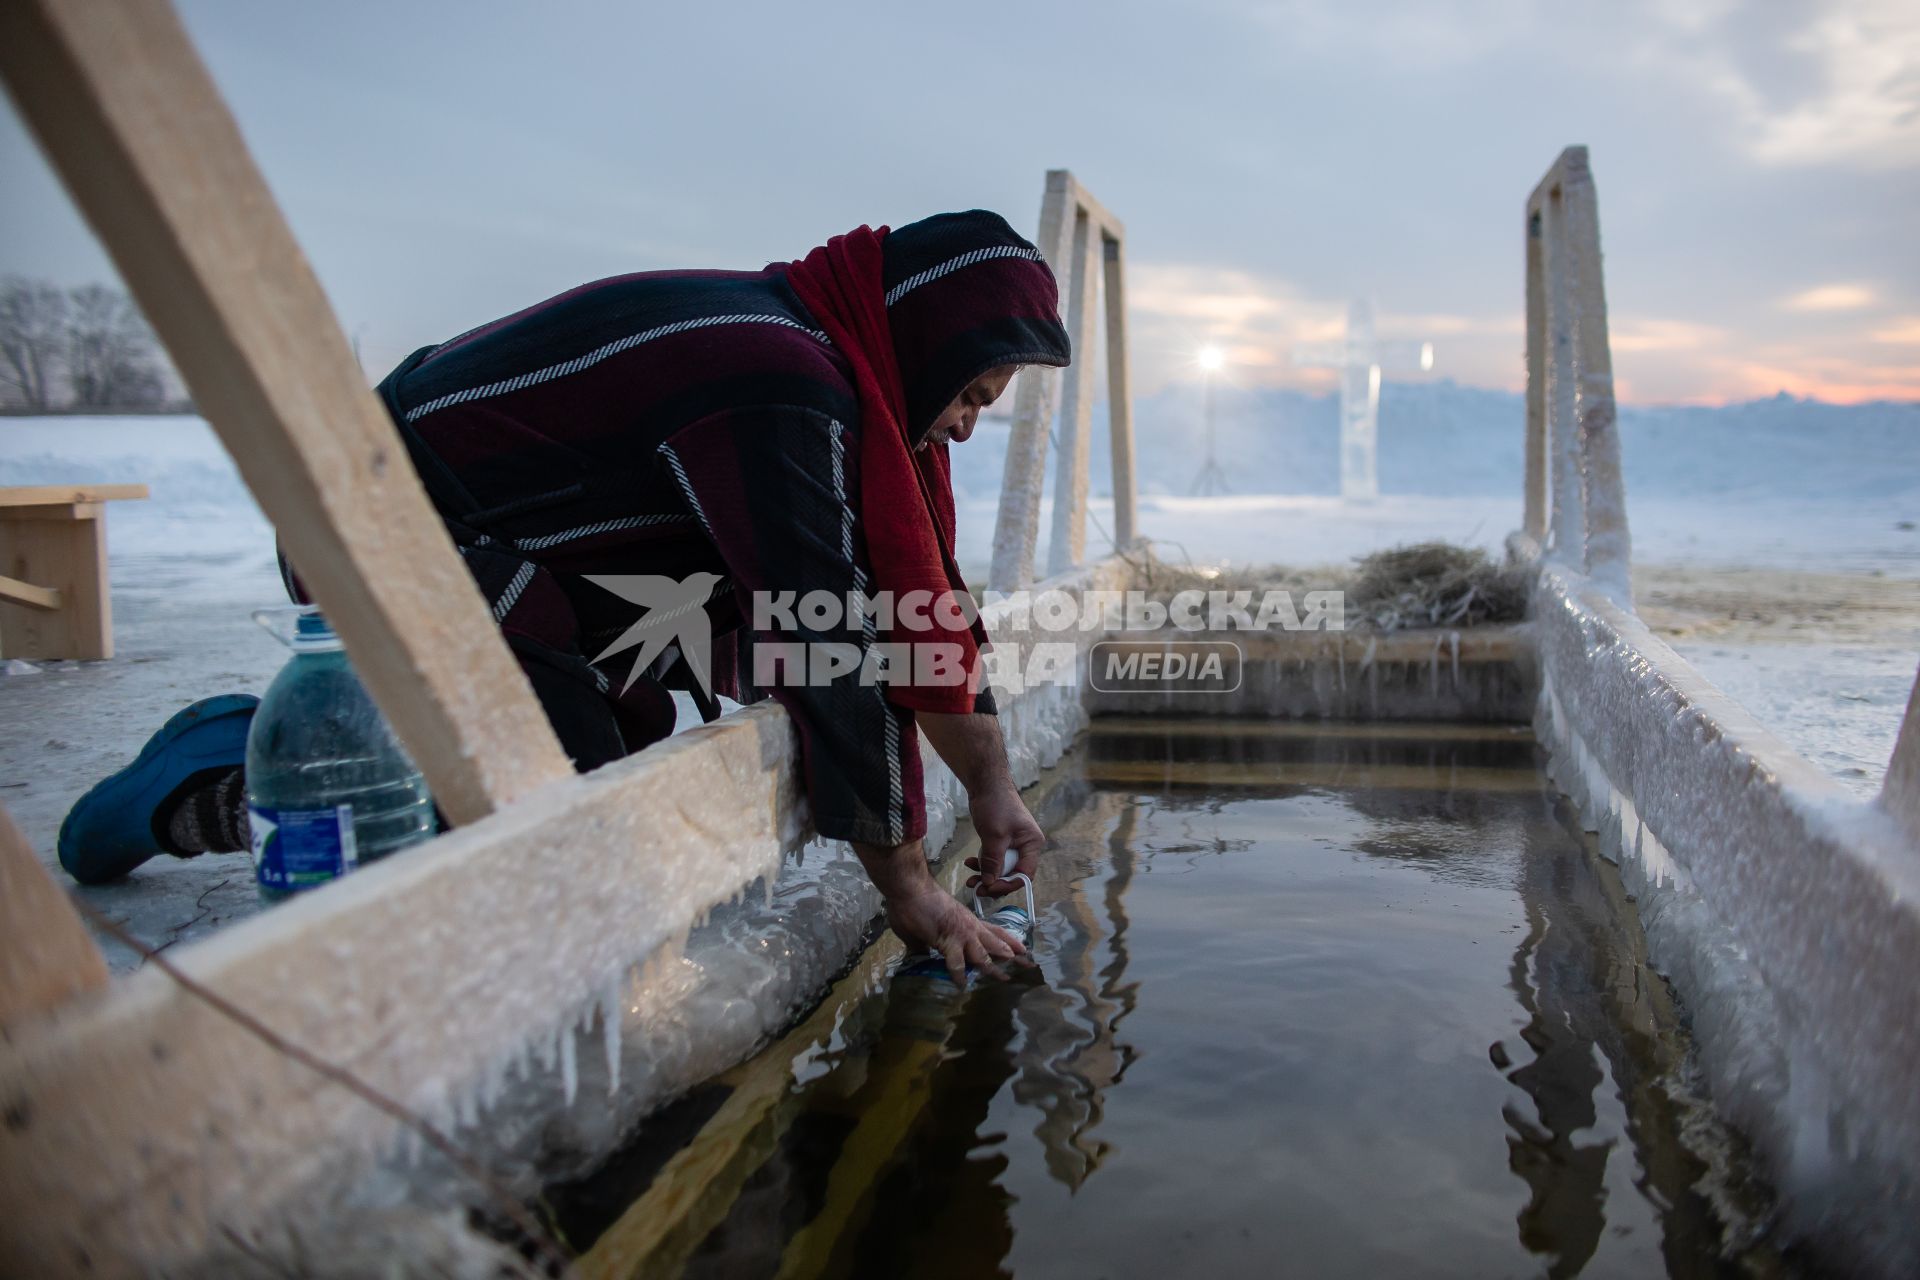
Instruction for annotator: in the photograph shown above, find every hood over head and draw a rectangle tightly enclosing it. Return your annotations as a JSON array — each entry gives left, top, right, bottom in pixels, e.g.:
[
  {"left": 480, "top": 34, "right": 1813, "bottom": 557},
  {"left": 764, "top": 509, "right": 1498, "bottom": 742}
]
[{"left": 880, "top": 210, "right": 1072, "bottom": 443}]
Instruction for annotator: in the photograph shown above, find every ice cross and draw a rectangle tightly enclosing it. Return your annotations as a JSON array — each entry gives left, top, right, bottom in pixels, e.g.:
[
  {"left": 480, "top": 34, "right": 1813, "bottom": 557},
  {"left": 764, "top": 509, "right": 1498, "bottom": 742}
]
[{"left": 1293, "top": 300, "right": 1434, "bottom": 501}]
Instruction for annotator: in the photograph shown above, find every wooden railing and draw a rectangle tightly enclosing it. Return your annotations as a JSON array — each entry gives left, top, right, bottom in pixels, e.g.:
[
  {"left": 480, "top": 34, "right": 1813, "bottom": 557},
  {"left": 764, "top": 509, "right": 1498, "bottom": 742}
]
[
  {"left": 1511, "top": 146, "right": 1631, "bottom": 600},
  {"left": 990, "top": 170, "right": 1141, "bottom": 591},
  {"left": 0, "top": 2, "right": 1143, "bottom": 1271}
]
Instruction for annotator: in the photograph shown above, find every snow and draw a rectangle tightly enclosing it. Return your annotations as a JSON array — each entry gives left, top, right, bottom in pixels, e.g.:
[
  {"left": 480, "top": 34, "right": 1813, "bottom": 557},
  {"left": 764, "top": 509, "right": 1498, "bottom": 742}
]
[{"left": 3, "top": 411, "right": 1910, "bottom": 922}]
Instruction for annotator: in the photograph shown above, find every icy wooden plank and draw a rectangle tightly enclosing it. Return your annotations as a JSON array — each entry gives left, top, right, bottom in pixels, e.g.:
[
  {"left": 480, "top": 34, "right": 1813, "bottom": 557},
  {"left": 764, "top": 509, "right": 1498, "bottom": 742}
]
[
  {"left": 1046, "top": 208, "right": 1100, "bottom": 576},
  {"left": 1555, "top": 149, "right": 1630, "bottom": 596},
  {"left": 0, "top": 0, "right": 571, "bottom": 821},
  {"left": 0, "top": 701, "right": 804, "bottom": 1275},
  {"left": 1534, "top": 564, "right": 1920, "bottom": 1272},
  {"left": 1520, "top": 203, "right": 1548, "bottom": 548},
  {"left": 1524, "top": 147, "right": 1628, "bottom": 595},
  {"left": 0, "top": 805, "right": 108, "bottom": 1030},
  {"left": 992, "top": 170, "right": 1132, "bottom": 591},
  {"left": 991, "top": 172, "right": 1077, "bottom": 592},
  {"left": 1102, "top": 233, "right": 1139, "bottom": 548},
  {"left": 1883, "top": 665, "right": 1920, "bottom": 836},
  {"left": 1540, "top": 187, "right": 1585, "bottom": 566},
  {"left": 0, "top": 483, "right": 148, "bottom": 506},
  {"left": 0, "top": 554, "right": 1136, "bottom": 1276}
]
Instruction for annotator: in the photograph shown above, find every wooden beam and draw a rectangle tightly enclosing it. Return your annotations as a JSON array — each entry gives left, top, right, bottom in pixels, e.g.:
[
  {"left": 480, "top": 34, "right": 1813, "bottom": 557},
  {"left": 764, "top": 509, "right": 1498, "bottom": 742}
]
[
  {"left": 0, "top": 483, "right": 148, "bottom": 507},
  {"left": 0, "top": 555, "right": 1134, "bottom": 1277},
  {"left": 1539, "top": 184, "right": 1585, "bottom": 566},
  {"left": 1522, "top": 196, "right": 1548, "bottom": 544},
  {"left": 0, "top": 0, "right": 571, "bottom": 822},
  {"left": 0, "top": 501, "right": 111, "bottom": 659},
  {"left": 1103, "top": 232, "right": 1138, "bottom": 548},
  {"left": 0, "top": 702, "right": 806, "bottom": 1276},
  {"left": 0, "top": 805, "right": 109, "bottom": 1031},
  {"left": 1046, "top": 207, "right": 1100, "bottom": 576},
  {"left": 991, "top": 171, "right": 1078, "bottom": 592},
  {"left": 1555, "top": 148, "right": 1631, "bottom": 597},
  {"left": 0, "top": 573, "right": 62, "bottom": 612},
  {"left": 992, "top": 170, "right": 1134, "bottom": 592}
]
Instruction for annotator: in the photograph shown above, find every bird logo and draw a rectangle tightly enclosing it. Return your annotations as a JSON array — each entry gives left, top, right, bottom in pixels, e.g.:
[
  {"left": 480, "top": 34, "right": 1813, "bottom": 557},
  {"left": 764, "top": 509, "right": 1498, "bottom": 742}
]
[{"left": 583, "top": 572, "right": 725, "bottom": 696}]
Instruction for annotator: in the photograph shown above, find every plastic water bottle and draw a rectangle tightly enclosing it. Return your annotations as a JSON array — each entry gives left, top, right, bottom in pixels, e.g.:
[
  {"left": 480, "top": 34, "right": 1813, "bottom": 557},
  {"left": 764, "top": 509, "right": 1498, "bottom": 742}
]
[{"left": 246, "top": 606, "right": 435, "bottom": 902}]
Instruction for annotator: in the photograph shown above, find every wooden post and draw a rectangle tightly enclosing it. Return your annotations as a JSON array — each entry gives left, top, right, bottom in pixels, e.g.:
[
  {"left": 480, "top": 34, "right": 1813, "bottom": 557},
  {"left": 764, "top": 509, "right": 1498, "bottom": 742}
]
[
  {"left": 1102, "top": 230, "right": 1138, "bottom": 549},
  {"left": 991, "top": 170, "right": 1134, "bottom": 591},
  {"left": 1522, "top": 207, "right": 1548, "bottom": 546},
  {"left": 0, "top": 805, "right": 109, "bottom": 1030},
  {"left": 1558, "top": 149, "right": 1631, "bottom": 598},
  {"left": 991, "top": 172, "right": 1076, "bottom": 593},
  {"left": 0, "top": 0, "right": 572, "bottom": 822},
  {"left": 1046, "top": 208, "right": 1100, "bottom": 577},
  {"left": 1540, "top": 187, "right": 1585, "bottom": 565}
]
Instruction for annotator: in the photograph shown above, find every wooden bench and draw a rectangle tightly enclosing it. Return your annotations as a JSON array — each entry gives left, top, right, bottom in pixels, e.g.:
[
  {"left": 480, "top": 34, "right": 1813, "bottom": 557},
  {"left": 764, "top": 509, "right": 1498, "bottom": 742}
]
[{"left": 0, "top": 483, "right": 149, "bottom": 660}]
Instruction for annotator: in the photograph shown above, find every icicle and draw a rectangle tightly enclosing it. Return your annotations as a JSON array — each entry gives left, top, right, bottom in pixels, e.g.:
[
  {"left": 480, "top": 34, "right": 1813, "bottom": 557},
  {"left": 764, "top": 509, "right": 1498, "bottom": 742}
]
[
  {"left": 600, "top": 978, "right": 623, "bottom": 1096},
  {"left": 453, "top": 1080, "right": 479, "bottom": 1131},
  {"left": 559, "top": 1027, "right": 579, "bottom": 1106},
  {"left": 1449, "top": 630, "right": 1461, "bottom": 687},
  {"left": 764, "top": 873, "right": 776, "bottom": 910},
  {"left": 1429, "top": 636, "right": 1441, "bottom": 697}
]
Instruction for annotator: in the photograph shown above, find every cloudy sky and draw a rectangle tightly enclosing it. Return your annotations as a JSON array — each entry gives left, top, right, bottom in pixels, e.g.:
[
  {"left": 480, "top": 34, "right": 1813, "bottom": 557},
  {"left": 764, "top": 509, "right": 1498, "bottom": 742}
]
[{"left": 4, "top": 0, "right": 1917, "bottom": 404}]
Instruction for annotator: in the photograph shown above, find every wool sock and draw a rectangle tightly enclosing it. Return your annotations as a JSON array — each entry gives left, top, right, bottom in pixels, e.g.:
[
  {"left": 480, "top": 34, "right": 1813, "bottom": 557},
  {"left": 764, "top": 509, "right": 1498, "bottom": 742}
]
[{"left": 164, "top": 768, "right": 250, "bottom": 854}]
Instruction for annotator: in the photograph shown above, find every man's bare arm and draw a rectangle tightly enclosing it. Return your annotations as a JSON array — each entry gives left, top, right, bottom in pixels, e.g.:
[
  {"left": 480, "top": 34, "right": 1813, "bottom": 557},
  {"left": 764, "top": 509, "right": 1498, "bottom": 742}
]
[{"left": 918, "top": 711, "right": 1047, "bottom": 896}]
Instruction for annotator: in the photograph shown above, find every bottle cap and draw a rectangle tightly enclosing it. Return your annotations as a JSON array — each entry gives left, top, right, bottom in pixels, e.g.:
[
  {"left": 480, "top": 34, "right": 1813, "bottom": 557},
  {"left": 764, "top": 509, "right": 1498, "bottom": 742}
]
[
  {"left": 289, "top": 608, "right": 344, "bottom": 653},
  {"left": 253, "top": 604, "right": 344, "bottom": 653}
]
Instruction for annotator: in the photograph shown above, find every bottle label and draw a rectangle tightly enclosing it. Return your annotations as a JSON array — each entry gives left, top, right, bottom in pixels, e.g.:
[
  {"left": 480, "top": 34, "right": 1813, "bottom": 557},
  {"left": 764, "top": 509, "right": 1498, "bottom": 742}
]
[{"left": 249, "top": 804, "right": 359, "bottom": 892}]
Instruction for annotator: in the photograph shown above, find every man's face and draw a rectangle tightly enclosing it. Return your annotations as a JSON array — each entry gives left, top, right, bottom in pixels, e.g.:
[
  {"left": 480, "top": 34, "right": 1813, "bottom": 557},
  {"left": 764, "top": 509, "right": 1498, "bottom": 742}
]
[{"left": 920, "top": 366, "right": 1019, "bottom": 450}]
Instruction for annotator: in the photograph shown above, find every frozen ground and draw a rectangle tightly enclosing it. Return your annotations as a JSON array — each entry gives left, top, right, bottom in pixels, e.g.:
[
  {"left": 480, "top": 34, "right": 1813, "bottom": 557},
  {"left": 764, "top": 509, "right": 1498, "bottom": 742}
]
[{"left": 2, "top": 416, "right": 1912, "bottom": 965}]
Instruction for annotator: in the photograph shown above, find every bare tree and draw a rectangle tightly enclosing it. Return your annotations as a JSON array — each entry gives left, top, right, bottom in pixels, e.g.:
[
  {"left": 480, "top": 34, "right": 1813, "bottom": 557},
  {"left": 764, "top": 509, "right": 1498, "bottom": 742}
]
[
  {"left": 65, "top": 283, "right": 165, "bottom": 408},
  {"left": 0, "top": 276, "right": 69, "bottom": 410}
]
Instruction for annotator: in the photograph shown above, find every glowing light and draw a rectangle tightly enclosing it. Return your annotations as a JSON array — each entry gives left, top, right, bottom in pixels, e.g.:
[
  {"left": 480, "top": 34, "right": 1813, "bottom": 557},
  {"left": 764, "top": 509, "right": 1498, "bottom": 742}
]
[{"left": 1197, "top": 346, "right": 1226, "bottom": 372}]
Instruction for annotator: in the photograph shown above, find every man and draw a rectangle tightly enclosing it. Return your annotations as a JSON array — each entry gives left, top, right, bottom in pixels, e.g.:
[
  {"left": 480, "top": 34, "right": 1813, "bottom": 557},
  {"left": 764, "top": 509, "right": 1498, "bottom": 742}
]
[{"left": 59, "top": 210, "right": 1071, "bottom": 984}]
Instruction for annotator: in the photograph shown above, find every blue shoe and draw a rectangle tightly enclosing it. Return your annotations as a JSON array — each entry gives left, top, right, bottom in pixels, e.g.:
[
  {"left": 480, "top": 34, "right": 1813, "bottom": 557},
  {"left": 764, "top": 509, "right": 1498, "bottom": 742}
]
[{"left": 58, "top": 693, "right": 259, "bottom": 885}]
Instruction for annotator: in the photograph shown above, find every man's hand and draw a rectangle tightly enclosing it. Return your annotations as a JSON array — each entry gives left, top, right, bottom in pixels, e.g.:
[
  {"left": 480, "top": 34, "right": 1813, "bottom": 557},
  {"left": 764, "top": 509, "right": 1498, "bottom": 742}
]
[
  {"left": 885, "top": 879, "right": 1028, "bottom": 986},
  {"left": 853, "top": 837, "right": 1029, "bottom": 987},
  {"left": 965, "top": 783, "right": 1046, "bottom": 898}
]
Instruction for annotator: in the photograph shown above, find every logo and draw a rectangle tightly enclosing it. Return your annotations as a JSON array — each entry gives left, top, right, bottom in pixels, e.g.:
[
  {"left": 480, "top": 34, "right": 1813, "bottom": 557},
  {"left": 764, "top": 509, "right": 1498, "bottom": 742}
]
[
  {"left": 584, "top": 575, "right": 1336, "bottom": 698},
  {"left": 584, "top": 572, "right": 724, "bottom": 696},
  {"left": 1089, "top": 640, "right": 1243, "bottom": 694}
]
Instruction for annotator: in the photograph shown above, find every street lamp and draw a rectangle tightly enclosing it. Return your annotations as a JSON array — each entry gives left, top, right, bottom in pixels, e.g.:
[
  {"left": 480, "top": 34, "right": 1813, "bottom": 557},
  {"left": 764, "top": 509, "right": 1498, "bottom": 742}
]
[{"left": 1191, "top": 347, "right": 1229, "bottom": 495}]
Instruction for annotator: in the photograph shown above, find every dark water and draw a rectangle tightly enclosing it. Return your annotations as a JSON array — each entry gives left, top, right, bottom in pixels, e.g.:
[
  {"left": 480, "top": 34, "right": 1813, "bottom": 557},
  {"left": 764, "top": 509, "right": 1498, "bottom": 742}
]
[{"left": 552, "top": 718, "right": 1796, "bottom": 1280}]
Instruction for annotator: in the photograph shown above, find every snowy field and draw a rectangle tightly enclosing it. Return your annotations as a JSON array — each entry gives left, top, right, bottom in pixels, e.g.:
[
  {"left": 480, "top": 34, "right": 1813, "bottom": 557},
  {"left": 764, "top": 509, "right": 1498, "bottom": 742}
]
[{"left": 1, "top": 415, "right": 1913, "bottom": 960}]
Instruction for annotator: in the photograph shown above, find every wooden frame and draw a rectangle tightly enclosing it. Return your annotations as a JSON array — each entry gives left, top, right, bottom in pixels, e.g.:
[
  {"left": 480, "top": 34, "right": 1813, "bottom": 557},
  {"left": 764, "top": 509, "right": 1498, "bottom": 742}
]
[
  {"left": 0, "top": 483, "right": 147, "bottom": 659},
  {"left": 989, "top": 170, "right": 1140, "bottom": 592},
  {"left": 1515, "top": 147, "right": 1920, "bottom": 834},
  {"left": 0, "top": 0, "right": 571, "bottom": 825},
  {"left": 0, "top": 2, "right": 1148, "bottom": 1271},
  {"left": 1517, "top": 147, "right": 1630, "bottom": 598}
]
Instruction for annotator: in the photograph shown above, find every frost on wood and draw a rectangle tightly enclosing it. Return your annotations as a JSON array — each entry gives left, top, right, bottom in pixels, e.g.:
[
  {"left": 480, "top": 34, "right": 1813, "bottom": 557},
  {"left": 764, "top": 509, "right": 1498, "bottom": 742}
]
[
  {"left": 0, "top": 555, "right": 1132, "bottom": 1277},
  {"left": 1532, "top": 564, "right": 1920, "bottom": 1278}
]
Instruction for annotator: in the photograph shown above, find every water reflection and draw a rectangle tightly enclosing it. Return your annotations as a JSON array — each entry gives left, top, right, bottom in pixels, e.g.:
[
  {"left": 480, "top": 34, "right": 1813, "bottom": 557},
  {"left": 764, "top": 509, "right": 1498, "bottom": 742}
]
[{"left": 554, "top": 719, "right": 1793, "bottom": 1280}]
